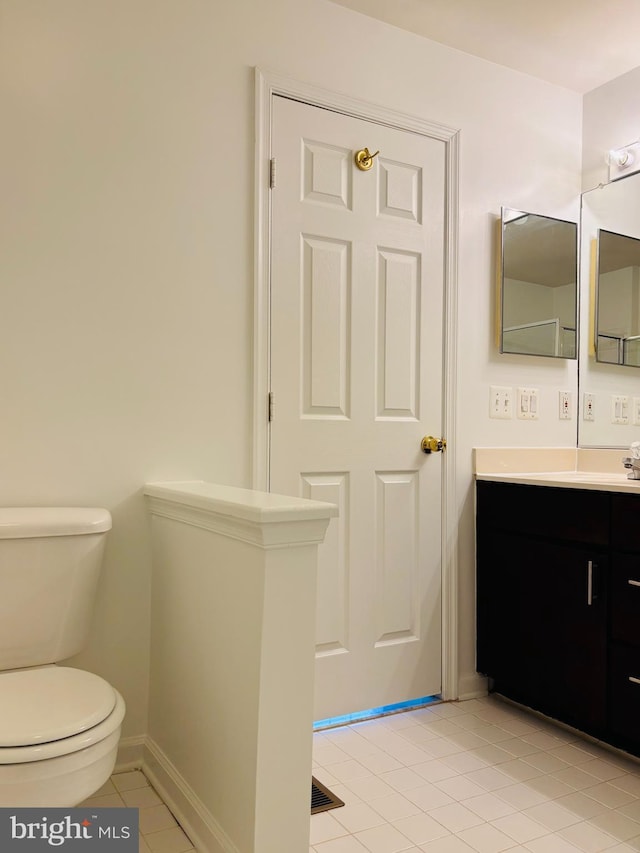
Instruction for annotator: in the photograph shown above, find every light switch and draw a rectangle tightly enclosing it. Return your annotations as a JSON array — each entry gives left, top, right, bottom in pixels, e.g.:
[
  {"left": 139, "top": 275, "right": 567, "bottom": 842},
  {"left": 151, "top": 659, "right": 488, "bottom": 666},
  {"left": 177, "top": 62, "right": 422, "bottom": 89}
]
[
  {"left": 489, "top": 385, "right": 513, "bottom": 419},
  {"left": 517, "top": 387, "right": 539, "bottom": 420},
  {"left": 611, "top": 394, "right": 630, "bottom": 425}
]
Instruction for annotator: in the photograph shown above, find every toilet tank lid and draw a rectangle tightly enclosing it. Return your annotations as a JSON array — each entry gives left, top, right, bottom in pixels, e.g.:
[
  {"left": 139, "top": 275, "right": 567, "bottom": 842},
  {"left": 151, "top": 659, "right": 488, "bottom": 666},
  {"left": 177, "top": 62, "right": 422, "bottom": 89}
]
[{"left": 0, "top": 508, "right": 112, "bottom": 539}]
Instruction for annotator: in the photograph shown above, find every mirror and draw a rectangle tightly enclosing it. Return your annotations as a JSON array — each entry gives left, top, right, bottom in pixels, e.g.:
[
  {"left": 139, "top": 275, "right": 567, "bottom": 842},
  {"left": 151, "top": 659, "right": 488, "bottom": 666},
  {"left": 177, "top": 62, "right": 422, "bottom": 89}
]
[
  {"left": 580, "top": 174, "right": 640, "bottom": 447},
  {"left": 499, "top": 208, "right": 577, "bottom": 359},
  {"left": 596, "top": 229, "right": 640, "bottom": 367}
]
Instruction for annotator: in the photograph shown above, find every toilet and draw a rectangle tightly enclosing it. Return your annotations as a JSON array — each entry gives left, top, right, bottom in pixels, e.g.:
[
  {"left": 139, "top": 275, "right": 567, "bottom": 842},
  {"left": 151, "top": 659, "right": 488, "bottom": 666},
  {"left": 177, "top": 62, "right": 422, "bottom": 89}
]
[{"left": 0, "top": 507, "right": 125, "bottom": 807}]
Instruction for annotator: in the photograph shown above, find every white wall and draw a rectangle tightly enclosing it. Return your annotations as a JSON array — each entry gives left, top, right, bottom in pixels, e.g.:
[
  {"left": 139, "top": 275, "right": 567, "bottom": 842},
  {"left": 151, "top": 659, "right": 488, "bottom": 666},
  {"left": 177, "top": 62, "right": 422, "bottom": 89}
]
[
  {"left": 145, "top": 484, "right": 332, "bottom": 853},
  {"left": 1, "top": 0, "right": 582, "bottom": 734},
  {"left": 583, "top": 66, "right": 640, "bottom": 190}
]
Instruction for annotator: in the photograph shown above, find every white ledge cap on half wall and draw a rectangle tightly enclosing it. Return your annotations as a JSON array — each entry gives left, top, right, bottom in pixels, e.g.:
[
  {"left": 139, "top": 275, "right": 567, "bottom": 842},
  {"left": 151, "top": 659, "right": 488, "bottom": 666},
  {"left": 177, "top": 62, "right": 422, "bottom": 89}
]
[
  {"left": 144, "top": 481, "right": 338, "bottom": 549},
  {"left": 144, "top": 480, "right": 337, "bottom": 523}
]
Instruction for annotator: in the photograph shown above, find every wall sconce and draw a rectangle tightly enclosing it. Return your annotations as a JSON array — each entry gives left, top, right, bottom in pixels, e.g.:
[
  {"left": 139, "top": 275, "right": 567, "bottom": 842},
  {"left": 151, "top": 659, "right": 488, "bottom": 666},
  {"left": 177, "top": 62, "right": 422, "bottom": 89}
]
[{"left": 607, "top": 141, "right": 640, "bottom": 182}]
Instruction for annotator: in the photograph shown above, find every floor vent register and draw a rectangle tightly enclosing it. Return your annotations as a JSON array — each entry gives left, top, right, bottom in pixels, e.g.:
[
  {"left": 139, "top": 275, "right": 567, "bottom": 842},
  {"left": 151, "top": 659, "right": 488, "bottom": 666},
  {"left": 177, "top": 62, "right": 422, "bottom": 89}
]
[{"left": 311, "top": 776, "right": 345, "bottom": 815}]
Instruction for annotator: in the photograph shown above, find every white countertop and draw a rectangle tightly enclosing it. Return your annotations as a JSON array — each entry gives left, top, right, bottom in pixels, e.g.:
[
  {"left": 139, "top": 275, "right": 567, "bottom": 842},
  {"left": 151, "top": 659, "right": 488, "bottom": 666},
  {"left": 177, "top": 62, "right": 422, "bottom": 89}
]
[
  {"left": 473, "top": 447, "right": 640, "bottom": 493},
  {"left": 476, "top": 470, "right": 640, "bottom": 493}
]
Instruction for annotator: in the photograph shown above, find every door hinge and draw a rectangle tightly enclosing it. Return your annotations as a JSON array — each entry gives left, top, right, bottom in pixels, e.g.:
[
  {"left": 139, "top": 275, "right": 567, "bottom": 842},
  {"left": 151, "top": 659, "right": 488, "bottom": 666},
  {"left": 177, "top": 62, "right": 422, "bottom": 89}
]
[
  {"left": 268, "top": 391, "right": 274, "bottom": 422},
  {"left": 269, "top": 158, "right": 277, "bottom": 189}
]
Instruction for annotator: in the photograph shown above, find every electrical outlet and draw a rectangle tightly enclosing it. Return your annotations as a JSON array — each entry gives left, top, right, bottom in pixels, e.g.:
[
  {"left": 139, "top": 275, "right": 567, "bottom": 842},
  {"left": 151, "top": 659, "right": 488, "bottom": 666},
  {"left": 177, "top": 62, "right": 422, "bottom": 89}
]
[
  {"left": 611, "top": 394, "right": 630, "bottom": 425},
  {"left": 634, "top": 397, "right": 640, "bottom": 426},
  {"left": 559, "top": 391, "right": 572, "bottom": 420},
  {"left": 489, "top": 385, "right": 513, "bottom": 419},
  {"left": 517, "top": 387, "right": 539, "bottom": 420},
  {"left": 583, "top": 392, "right": 595, "bottom": 421}
]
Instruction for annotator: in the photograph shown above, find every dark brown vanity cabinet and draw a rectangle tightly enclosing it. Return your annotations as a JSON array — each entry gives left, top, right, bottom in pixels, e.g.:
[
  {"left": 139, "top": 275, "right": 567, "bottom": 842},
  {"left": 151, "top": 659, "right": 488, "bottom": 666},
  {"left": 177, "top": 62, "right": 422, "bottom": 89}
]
[
  {"left": 476, "top": 480, "right": 640, "bottom": 754},
  {"left": 609, "top": 495, "right": 640, "bottom": 751}
]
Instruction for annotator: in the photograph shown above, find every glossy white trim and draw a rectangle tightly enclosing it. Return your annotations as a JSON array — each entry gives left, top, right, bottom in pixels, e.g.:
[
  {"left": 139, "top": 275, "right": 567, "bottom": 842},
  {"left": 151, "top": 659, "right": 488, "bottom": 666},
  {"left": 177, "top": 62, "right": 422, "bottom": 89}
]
[
  {"left": 441, "top": 127, "right": 460, "bottom": 702},
  {"left": 458, "top": 673, "right": 489, "bottom": 700},
  {"left": 145, "top": 481, "right": 336, "bottom": 549},
  {"left": 114, "top": 735, "right": 145, "bottom": 772},
  {"left": 145, "top": 480, "right": 336, "bottom": 524},
  {"left": 144, "top": 738, "right": 239, "bottom": 853}
]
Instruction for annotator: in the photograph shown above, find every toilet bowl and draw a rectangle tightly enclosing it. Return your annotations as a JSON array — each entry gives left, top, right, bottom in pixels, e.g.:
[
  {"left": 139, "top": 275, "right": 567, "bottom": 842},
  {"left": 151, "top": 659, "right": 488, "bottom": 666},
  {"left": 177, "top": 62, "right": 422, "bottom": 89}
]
[
  {"left": 0, "top": 666, "right": 125, "bottom": 807},
  {"left": 0, "top": 507, "right": 125, "bottom": 806}
]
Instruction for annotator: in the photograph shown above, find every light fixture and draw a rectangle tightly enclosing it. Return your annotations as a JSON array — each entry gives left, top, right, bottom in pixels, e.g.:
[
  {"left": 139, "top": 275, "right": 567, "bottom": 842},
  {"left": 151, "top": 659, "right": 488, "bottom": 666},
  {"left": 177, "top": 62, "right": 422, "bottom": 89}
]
[{"left": 607, "top": 140, "right": 640, "bottom": 182}]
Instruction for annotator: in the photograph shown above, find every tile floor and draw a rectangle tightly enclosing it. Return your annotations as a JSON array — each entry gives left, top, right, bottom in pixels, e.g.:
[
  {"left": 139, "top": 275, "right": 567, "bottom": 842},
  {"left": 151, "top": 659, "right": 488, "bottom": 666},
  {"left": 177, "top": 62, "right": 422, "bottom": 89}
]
[
  {"left": 80, "top": 770, "right": 195, "bottom": 853},
  {"left": 81, "top": 694, "right": 640, "bottom": 853},
  {"left": 310, "top": 695, "right": 640, "bottom": 853}
]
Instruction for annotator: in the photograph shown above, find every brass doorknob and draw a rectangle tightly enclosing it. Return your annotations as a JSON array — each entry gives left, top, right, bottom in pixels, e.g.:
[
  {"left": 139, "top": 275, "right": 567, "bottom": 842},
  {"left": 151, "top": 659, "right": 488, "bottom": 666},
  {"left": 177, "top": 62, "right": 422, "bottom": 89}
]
[{"left": 421, "top": 435, "right": 446, "bottom": 454}]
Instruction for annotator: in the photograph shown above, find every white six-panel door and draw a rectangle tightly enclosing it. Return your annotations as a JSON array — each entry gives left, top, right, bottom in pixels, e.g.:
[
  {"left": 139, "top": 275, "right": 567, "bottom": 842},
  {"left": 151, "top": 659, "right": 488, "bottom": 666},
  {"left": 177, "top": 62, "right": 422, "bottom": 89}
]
[{"left": 269, "top": 95, "right": 446, "bottom": 721}]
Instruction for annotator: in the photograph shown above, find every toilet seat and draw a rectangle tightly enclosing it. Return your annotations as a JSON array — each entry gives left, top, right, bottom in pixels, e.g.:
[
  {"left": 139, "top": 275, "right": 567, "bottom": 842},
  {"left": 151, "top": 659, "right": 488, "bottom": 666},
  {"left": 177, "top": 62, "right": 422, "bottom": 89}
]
[{"left": 0, "top": 666, "right": 125, "bottom": 765}]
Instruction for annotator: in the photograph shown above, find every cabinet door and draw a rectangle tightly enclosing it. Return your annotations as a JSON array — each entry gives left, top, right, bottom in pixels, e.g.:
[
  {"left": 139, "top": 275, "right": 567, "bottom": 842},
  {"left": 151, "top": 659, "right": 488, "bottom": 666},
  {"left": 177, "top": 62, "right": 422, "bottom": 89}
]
[
  {"left": 611, "top": 554, "right": 640, "bottom": 647},
  {"left": 612, "top": 494, "right": 640, "bottom": 552},
  {"left": 477, "top": 529, "right": 607, "bottom": 734},
  {"left": 610, "top": 555, "right": 640, "bottom": 748},
  {"left": 476, "top": 527, "right": 532, "bottom": 692},
  {"left": 543, "top": 541, "right": 607, "bottom": 733},
  {"left": 610, "top": 644, "right": 640, "bottom": 746}
]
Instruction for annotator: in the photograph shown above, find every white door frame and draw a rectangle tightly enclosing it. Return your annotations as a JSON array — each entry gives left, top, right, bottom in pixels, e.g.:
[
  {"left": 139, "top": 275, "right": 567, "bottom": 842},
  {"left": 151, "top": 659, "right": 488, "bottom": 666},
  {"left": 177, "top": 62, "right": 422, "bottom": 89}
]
[{"left": 253, "top": 67, "right": 460, "bottom": 701}]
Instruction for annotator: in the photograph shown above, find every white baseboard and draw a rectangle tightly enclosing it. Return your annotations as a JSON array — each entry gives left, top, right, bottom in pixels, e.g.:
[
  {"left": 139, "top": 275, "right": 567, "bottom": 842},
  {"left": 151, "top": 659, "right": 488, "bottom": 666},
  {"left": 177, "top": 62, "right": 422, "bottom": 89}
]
[
  {"left": 142, "top": 738, "right": 240, "bottom": 853},
  {"left": 115, "top": 735, "right": 146, "bottom": 772},
  {"left": 458, "top": 672, "right": 489, "bottom": 700}
]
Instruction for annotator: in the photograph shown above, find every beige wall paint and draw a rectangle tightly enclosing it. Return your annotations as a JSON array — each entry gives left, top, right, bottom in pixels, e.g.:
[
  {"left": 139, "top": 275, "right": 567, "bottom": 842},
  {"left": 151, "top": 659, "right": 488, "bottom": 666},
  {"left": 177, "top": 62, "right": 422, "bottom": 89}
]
[{"left": 1, "top": 0, "right": 582, "bottom": 737}]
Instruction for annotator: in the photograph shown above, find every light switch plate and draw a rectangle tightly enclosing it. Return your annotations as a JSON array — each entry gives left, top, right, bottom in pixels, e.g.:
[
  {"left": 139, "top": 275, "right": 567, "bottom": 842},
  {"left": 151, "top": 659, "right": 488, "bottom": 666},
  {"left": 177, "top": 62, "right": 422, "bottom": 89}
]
[
  {"left": 611, "top": 394, "right": 630, "bottom": 425},
  {"left": 517, "top": 387, "right": 539, "bottom": 420},
  {"left": 489, "top": 385, "right": 513, "bottom": 419}
]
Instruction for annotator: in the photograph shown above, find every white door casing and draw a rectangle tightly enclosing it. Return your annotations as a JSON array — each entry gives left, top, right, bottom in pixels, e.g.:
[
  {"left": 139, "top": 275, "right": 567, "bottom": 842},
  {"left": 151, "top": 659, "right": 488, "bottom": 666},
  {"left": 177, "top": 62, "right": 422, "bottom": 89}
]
[{"left": 253, "top": 69, "right": 460, "bottom": 707}]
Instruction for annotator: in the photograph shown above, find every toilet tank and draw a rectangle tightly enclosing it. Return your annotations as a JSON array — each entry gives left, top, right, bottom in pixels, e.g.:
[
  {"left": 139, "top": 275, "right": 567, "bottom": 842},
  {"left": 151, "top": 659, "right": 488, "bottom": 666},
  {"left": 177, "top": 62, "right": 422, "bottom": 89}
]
[{"left": 0, "top": 508, "right": 112, "bottom": 670}]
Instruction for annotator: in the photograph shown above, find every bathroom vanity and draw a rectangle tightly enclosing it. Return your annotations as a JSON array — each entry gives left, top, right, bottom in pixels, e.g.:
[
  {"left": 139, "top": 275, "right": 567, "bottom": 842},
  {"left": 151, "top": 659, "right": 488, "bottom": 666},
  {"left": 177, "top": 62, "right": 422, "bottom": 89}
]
[{"left": 476, "top": 467, "right": 640, "bottom": 758}]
